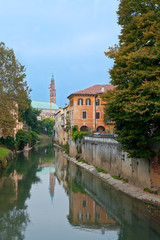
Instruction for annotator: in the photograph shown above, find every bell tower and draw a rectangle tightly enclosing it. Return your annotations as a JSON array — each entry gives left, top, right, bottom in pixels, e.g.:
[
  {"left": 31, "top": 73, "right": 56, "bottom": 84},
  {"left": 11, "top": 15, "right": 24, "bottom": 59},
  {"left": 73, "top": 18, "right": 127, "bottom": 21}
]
[{"left": 50, "top": 74, "right": 56, "bottom": 104}]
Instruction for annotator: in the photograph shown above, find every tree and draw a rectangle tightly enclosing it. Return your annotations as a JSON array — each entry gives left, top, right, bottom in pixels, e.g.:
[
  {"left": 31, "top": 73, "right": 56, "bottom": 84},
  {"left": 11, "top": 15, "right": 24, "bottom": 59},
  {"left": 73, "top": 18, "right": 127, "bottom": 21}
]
[
  {"left": 0, "top": 42, "right": 30, "bottom": 137},
  {"left": 40, "top": 117, "right": 55, "bottom": 136},
  {"left": 103, "top": 0, "right": 160, "bottom": 158},
  {"left": 20, "top": 99, "right": 41, "bottom": 133}
]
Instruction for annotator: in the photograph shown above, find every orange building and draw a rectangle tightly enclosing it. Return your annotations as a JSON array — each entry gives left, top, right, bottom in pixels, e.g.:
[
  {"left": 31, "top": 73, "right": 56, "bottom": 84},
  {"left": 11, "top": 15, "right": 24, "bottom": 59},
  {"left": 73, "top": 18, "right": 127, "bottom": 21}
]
[{"left": 67, "top": 85, "right": 115, "bottom": 133}]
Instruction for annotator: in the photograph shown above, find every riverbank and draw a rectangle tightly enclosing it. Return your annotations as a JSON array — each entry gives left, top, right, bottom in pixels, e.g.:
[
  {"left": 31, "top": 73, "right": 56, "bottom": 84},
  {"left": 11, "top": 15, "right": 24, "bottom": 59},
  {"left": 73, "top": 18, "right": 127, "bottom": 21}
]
[
  {"left": 0, "top": 146, "right": 11, "bottom": 169},
  {"left": 54, "top": 143, "right": 160, "bottom": 207}
]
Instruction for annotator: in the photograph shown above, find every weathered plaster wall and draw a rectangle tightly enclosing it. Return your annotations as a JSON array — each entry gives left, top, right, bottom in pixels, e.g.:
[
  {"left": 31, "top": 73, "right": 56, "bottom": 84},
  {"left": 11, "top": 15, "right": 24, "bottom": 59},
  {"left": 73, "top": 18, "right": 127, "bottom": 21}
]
[{"left": 69, "top": 136, "right": 151, "bottom": 189}]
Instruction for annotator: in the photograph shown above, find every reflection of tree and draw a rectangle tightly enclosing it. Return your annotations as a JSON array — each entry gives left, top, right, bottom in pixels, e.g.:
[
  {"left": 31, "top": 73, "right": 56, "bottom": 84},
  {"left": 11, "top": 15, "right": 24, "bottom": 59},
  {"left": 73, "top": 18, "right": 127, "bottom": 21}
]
[
  {"left": 0, "top": 178, "right": 29, "bottom": 240},
  {"left": 0, "top": 145, "right": 51, "bottom": 240}
]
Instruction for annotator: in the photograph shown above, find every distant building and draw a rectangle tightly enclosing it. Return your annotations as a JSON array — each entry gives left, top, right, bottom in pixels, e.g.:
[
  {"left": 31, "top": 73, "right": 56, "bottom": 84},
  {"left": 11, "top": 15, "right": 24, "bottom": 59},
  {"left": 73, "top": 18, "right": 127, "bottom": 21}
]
[
  {"left": 31, "top": 74, "right": 58, "bottom": 119},
  {"left": 31, "top": 100, "right": 59, "bottom": 119},
  {"left": 50, "top": 74, "right": 56, "bottom": 104},
  {"left": 54, "top": 105, "right": 69, "bottom": 145}
]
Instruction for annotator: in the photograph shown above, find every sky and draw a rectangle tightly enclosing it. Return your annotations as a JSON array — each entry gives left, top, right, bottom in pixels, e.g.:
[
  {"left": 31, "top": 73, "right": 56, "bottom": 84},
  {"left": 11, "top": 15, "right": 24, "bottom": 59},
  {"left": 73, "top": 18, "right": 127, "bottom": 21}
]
[{"left": 0, "top": 0, "right": 120, "bottom": 107}]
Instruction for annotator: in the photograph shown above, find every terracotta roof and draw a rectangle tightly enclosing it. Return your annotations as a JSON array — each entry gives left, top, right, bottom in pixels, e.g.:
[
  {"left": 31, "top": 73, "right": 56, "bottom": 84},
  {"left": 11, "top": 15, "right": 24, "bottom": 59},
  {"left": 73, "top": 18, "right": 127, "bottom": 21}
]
[{"left": 68, "top": 84, "right": 115, "bottom": 98}]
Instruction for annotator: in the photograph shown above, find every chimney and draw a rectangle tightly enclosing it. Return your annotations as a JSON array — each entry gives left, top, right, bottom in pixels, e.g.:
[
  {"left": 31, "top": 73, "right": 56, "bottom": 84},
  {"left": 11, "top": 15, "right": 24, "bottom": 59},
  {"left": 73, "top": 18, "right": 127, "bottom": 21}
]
[{"left": 101, "top": 86, "right": 104, "bottom": 92}]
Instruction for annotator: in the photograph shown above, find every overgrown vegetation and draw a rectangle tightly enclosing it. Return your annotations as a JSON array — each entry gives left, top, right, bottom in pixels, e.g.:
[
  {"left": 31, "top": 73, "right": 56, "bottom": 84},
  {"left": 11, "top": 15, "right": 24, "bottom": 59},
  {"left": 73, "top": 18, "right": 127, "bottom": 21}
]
[
  {"left": 112, "top": 175, "right": 122, "bottom": 180},
  {"left": 143, "top": 187, "right": 154, "bottom": 193},
  {"left": 72, "top": 125, "right": 88, "bottom": 142},
  {"left": 62, "top": 142, "right": 69, "bottom": 154},
  {"left": 96, "top": 168, "right": 108, "bottom": 174},
  {"left": 0, "top": 147, "right": 10, "bottom": 169},
  {"left": 77, "top": 159, "right": 88, "bottom": 164},
  {"left": 103, "top": 1, "right": 160, "bottom": 158},
  {"left": 112, "top": 175, "right": 128, "bottom": 183}
]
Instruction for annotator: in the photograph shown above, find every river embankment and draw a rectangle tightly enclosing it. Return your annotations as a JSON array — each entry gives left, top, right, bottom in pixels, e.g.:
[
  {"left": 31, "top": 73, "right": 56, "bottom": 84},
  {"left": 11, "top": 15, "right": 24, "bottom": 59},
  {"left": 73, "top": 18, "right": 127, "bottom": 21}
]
[{"left": 54, "top": 143, "right": 160, "bottom": 207}]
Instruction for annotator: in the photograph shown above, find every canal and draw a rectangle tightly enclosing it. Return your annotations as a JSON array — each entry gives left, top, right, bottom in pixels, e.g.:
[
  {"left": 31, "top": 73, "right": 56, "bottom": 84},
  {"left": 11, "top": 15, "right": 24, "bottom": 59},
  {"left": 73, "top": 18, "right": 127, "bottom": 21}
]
[{"left": 0, "top": 144, "right": 160, "bottom": 240}]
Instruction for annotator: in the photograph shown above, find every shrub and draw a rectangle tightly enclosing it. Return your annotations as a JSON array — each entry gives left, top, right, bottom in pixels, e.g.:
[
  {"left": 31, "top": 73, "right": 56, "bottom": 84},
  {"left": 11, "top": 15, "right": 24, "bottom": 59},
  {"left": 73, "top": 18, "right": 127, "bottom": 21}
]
[
  {"left": 16, "top": 129, "right": 39, "bottom": 150},
  {"left": 16, "top": 130, "right": 30, "bottom": 150},
  {"left": 71, "top": 126, "right": 88, "bottom": 142},
  {"left": 0, "top": 136, "right": 16, "bottom": 150}
]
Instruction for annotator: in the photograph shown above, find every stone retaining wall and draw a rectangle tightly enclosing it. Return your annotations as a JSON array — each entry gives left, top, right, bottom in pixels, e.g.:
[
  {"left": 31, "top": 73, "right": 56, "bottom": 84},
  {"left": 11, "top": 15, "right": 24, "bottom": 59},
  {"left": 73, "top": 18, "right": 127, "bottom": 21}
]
[{"left": 69, "top": 136, "right": 152, "bottom": 189}]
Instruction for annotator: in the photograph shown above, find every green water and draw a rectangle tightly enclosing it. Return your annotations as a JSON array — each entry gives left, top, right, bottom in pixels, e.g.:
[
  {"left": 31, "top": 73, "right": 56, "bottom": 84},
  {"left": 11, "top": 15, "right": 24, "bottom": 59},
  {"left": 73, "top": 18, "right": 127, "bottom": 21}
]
[{"left": 0, "top": 144, "right": 159, "bottom": 240}]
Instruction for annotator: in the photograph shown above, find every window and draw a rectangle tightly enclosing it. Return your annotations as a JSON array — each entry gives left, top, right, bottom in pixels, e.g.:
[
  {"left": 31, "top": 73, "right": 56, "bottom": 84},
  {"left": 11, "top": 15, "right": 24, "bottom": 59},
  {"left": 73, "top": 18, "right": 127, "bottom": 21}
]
[
  {"left": 95, "top": 99, "right": 100, "bottom": 106},
  {"left": 96, "top": 112, "right": 100, "bottom": 119},
  {"left": 82, "top": 111, "right": 87, "bottom": 119},
  {"left": 86, "top": 98, "right": 91, "bottom": 106},
  {"left": 78, "top": 213, "right": 83, "bottom": 221},
  {"left": 82, "top": 200, "right": 87, "bottom": 208},
  {"left": 78, "top": 98, "right": 83, "bottom": 106},
  {"left": 95, "top": 212, "right": 100, "bottom": 220},
  {"left": 86, "top": 213, "right": 91, "bottom": 220}
]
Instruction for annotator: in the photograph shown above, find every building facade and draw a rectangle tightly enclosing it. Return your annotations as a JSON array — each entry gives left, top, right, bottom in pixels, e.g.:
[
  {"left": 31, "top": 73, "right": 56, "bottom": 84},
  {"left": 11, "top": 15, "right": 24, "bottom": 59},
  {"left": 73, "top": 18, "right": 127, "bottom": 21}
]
[
  {"left": 54, "top": 105, "right": 69, "bottom": 145},
  {"left": 67, "top": 85, "right": 115, "bottom": 133}
]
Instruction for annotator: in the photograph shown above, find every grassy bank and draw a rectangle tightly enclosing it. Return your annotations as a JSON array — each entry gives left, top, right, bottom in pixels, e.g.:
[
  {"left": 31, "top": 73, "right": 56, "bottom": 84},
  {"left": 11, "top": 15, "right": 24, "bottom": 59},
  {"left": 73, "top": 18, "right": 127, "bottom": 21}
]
[
  {"left": 0, "top": 147, "right": 10, "bottom": 159},
  {"left": 0, "top": 146, "right": 11, "bottom": 169}
]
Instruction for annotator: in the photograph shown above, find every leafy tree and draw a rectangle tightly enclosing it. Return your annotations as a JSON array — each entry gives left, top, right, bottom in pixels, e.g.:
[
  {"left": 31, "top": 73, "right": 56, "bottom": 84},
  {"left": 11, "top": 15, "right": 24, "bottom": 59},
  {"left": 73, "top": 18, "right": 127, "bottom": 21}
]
[
  {"left": 16, "top": 130, "right": 30, "bottom": 150},
  {"left": 40, "top": 117, "right": 55, "bottom": 136},
  {"left": 103, "top": 0, "right": 160, "bottom": 158},
  {"left": 0, "top": 42, "right": 31, "bottom": 137},
  {"left": 16, "top": 129, "right": 39, "bottom": 150},
  {"left": 20, "top": 99, "right": 41, "bottom": 133}
]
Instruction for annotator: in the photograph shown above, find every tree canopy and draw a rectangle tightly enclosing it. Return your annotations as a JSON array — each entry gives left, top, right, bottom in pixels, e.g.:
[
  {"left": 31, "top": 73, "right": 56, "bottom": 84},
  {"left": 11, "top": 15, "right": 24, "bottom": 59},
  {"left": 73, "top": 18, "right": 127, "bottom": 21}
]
[
  {"left": 40, "top": 117, "right": 55, "bottom": 136},
  {"left": 103, "top": 0, "right": 160, "bottom": 158},
  {"left": 0, "top": 42, "right": 30, "bottom": 137}
]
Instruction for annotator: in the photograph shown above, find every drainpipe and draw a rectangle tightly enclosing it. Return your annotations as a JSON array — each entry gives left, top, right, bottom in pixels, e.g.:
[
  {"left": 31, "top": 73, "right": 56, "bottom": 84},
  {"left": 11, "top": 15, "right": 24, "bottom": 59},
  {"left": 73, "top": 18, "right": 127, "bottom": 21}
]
[{"left": 94, "top": 95, "right": 97, "bottom": 131}]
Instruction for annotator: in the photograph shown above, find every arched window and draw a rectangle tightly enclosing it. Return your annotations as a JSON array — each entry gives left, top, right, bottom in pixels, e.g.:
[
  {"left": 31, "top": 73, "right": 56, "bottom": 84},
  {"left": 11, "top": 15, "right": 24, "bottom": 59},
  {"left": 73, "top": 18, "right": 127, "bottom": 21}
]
[
  {"left": 80, "top": 126, "right": 88, "bottom": 132},
  {"left": 97, "top": 126, "right": 105, "bottom": 133},
  {"left": 78, "top": 98, "right": 83, "bottom": 106},
  {"left": 86, "top": 98, "right": 91, "bottom": 106}
]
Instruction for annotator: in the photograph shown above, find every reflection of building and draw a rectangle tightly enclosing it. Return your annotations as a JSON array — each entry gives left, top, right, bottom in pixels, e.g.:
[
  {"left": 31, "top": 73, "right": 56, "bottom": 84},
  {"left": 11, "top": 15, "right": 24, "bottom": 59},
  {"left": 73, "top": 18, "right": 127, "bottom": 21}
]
[
  {"left": 49, "top": 168, "right": 55, "bottom": 202},
  {"left": 54, "top": 148, "right": 68, "bottom": 190},
  {"left": 69, "top": 189, "right": 115, "bottom": 228},
  {"left": 37, "top": 163, "right": 56, "bottom": 202}
]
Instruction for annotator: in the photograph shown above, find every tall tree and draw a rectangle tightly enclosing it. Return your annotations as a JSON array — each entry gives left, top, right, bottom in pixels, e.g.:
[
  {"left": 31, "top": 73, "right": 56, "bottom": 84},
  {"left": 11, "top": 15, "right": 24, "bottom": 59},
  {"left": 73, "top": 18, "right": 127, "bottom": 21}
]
[
  {"left": 0, "top": 42, "right": 30, "bottom": 137},
  {"left": 103, "top": 0, "right": 160, "bottom": 158}
]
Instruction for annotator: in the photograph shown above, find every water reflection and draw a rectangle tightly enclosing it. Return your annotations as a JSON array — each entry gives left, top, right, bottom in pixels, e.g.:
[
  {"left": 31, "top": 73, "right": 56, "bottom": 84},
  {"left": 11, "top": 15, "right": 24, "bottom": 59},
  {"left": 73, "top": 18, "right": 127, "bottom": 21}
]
[
  {"left": 0, "top": 144, "right": 54, "bottom": 240},
  {"left": 55, "top": 148, "right": 160, "bottom": 240},
  {"left": 0, "top": 145, "right": 159, "bottom": 240}
]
